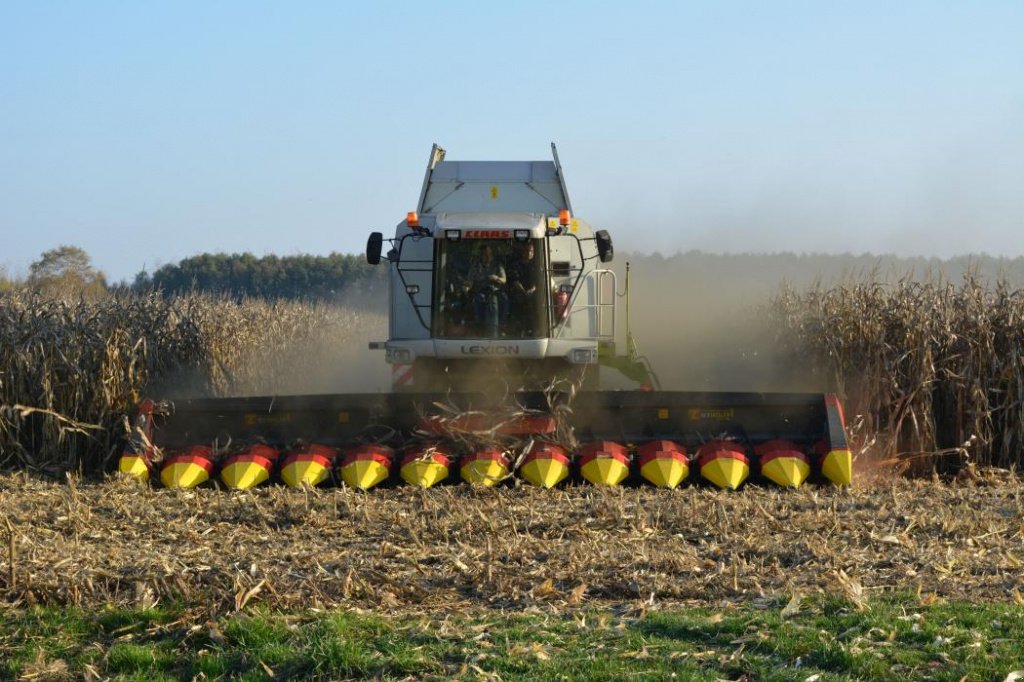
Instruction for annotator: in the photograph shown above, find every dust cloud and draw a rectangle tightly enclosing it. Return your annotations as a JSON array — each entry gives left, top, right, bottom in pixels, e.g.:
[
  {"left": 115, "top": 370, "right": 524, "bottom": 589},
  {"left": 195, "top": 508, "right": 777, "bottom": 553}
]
[
  {"left": 607, "top": 251, "right": 1024, "bottom": 393},
  {"left": 210, "top": 252, "right": 1024, "bottom": 397},
  {"left": 255, "top": 286, "right": 390, "bottom": 395},
  {"left": 605, "top": 253, "right": 817, "bottom": 393},
  {"left": 155, "top": 287, "right": 391, "bottom": 399}
]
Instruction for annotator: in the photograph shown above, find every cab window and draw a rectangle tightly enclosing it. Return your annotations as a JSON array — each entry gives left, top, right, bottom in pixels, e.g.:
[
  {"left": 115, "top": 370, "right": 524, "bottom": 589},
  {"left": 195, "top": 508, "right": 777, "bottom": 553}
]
[{"left": 433, "top": 238, "right": 548, "bottom": 339}]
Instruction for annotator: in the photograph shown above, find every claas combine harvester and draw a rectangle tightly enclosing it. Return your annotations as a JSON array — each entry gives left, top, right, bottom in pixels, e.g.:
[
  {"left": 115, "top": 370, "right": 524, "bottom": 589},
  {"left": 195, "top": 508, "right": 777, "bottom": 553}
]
[{"left": 120, "top": 144, "right": 853, "bottom": 491}]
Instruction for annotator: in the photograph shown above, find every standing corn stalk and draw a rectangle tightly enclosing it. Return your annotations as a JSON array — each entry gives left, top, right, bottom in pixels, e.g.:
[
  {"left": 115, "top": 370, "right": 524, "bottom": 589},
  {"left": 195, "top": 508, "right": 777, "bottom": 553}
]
[
  {"left": 0, "top": 291, "right": 379, "bottom": 475},
  {"left": 770, "top": 274, "right": 1024, "bottom": 469}
]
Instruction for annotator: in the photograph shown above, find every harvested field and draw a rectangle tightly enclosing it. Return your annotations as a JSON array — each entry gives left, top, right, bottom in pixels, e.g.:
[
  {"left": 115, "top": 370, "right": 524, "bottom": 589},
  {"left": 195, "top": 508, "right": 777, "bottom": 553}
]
[{"left": 1, "top": 471, "right": 1021, "bottom": 615}]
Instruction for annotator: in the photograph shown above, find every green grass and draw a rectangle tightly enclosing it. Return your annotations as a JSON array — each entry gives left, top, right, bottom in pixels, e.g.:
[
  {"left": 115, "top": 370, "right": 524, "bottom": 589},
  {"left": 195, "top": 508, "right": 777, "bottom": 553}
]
[{"left": 2, "top": 596, "right": 1022, "bottom": 681}]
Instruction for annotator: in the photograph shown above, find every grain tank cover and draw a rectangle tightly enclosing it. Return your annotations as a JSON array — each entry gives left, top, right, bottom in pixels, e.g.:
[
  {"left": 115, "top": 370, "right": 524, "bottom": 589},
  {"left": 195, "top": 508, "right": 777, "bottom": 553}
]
[{"left": 417, "top": 143, "right": 573, "bottom": 216}]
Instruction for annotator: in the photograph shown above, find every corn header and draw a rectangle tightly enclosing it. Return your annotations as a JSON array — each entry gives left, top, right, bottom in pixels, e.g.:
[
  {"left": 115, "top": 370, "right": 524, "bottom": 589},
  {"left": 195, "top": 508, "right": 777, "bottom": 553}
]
[{"left": 121, "top": 144, "right": 853, "bottom": 490}]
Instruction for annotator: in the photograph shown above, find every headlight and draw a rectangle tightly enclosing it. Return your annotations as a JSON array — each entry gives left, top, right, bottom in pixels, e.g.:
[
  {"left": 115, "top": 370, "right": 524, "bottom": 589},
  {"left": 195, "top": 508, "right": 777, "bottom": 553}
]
[
  {"left": 569, "top": 348, "right": 597, "bottom": 364},
  {"left": 387, "top": 348, "right": 413, "bottom": 364}
]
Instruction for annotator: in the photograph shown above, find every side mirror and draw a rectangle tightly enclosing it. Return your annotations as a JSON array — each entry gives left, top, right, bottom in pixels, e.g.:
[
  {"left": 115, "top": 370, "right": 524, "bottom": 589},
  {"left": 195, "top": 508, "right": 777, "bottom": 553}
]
[
  {"left": 366, "top": 232, "right": 383, "bottom": 265},
  {"left": 595, "top": 230, "right": 614, "bottom": 263}
]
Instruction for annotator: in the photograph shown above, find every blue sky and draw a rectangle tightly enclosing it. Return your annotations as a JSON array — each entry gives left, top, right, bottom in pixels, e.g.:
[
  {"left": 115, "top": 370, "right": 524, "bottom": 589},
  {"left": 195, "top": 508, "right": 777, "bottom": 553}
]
[{"left": 2, "top": 1, "right": 1023, "bottom": 282}]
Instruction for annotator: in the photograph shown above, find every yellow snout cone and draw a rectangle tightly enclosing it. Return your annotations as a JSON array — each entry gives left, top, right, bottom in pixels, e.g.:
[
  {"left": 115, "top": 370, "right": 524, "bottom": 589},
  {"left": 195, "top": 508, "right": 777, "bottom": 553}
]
[
  {"left": 220, "top": 445, "right": 278, "bottom": 490},
  {"left": 821, "top": 449, "right": 853, "bottom": 486},
  {"left": 160, "top": 445, "right": 214, "bottom": 489},
  {"left": 281, "top": 458, "right": 329, "bottom": 488},
  {"left": 761, "top": 456, "right": 810, "bottom": 488},
  {"left": 461, "top": 451, "right": 510, "bottom": 487},
  {"left": 756, "top": 441, "right": 810, "bottom": 488},
  {"left": 161, "top": 461, "right": 209, "bottom": 489},
  {"left": 400, "top": 459, "right": 449, "bottom": 488},
  {"left": 400, "top": 448, "right": 451, "bottom": 488},
  {"left": 637, "top": 441, "right": 689, "bottom": 489},
  {"left": 640, "top": 457, "right": 688, "bottom": 489},
  {"left": 341, "top": 458, "right": 390, "bottom": 490},
  {"left": 220, "top": 460, "right": 271, "bottom": 490},
  {"left": 280, "top": 444, "right": 336, "bottom": 488},
  {"left": 520, "top": 458, "right": 568, "bottom": 488},
  {"left": 700, "top": 457, "right": 749, "bottom": 490},
  {"left": 580, "top": 456, "right": 629, "bottom": 486},
  {"left": 118, "top": 453, "right": 151, "bottom": 482},
  {"left": 520, "top": 443, "right": 570, "bottom": 488},
  {"left": 698, "top": 441, "right": 749, "bottom": 490},
  {"left": 579, "top": 441, "right": 630, "bottom": 486},
  {"left": 339, "top": 445, "right": 393, "bottom": 490}
]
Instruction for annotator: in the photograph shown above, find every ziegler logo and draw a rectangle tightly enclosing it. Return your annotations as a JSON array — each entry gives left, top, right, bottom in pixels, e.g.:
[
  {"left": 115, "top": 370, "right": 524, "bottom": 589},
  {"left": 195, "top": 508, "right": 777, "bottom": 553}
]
[
  {"left": 687, "top": 408, "right": 735, "bottom": 421},
  {"left": 463, "top": 230, "right": 511, "bottom": 239},
  {"left": 461, "top": 345, "right": 521, "bottom": 355}
]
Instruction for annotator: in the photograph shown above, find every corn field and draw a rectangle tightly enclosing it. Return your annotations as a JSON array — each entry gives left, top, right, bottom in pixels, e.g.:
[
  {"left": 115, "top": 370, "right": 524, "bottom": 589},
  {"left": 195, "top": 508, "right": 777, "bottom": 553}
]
[
  {"left": 770, "top": 274, "right": 1024, "bottom": 470},
  {"left": 2, "top": 273, "right": 1023, "bottom": 476},
  {"left": 0, "top": 292, "right": 382, "bottom": 474}
]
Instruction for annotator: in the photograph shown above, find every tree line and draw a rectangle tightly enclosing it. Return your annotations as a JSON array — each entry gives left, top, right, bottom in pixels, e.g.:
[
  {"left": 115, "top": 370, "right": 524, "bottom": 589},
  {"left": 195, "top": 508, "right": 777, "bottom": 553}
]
[
  {"left": 5, "top": 245, "right": 1023, "bottom": 303},
  {"left": 133, "top": 251, "right": 383, "bottom": 300},
  {"left": 2, "top": 247, "right": 384, "bottom": 301}
]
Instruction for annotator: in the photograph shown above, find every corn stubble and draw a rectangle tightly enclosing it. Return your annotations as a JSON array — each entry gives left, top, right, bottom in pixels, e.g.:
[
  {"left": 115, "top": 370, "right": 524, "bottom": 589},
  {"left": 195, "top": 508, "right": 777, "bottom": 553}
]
[
  {"left": 771, "top": 274, "right": 1024, "bottom": 470},
  {"left": 0, "top": 291, "right": 380, "bottom": 474},
  {"left": 1, "top": 472, "right": 1020, "bottom": 611}
]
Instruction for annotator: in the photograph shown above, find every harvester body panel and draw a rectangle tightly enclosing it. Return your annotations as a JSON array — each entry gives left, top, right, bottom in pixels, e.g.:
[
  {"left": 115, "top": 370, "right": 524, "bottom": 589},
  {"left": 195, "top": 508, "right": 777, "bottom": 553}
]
[{"left": 379, "top": 145, "right": 615, "bottom": 391}]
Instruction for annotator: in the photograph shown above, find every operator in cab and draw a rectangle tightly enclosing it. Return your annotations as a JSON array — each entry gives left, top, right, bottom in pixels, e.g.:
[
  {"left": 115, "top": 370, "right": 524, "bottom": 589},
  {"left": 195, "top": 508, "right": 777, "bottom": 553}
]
[
  {"left": 506, "top": 241, "right": 540, "bottom": 336},
  {"left": 466, "top": 243, "right": 506, "bottom": 337}
]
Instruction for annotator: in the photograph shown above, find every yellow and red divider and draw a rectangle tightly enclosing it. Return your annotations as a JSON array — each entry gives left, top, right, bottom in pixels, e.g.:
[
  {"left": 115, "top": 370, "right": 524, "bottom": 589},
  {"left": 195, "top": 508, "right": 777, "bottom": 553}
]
[
  {"left": 578, "top": 441, "right": 630, "bottom": 486},
  {"left": 160, "top": 444, "right": 215, "bottom": 489},
  {"left": 697, "top": 440, "right": 749, "bottom": 490},
  {"left": 119, "top": 446, "right": 154, "bottom": 482},
  {"left": 816, "top": 394, "right": 853, "bottom": 485},
  {"left": 461, "top": 448, "right": 511, "bottom": 486},
  {"left": 220, "top": 443, "right": 279, "bottom": 490},
  {"left": 520, "top": 442, "right": 571, "bottom": 488},
  {"left": 339, "top": 444, "right": 394, "bottom": 490},
  {"left": 637, "top": 440, "right": 689, "bottom": 489},
  {"left": 400, "top": 444, "right": 452, "bottom": 488},
  {"left": 815, "top": 440, "right": 853, "bottom": 486},
  {"left": 118, "top": 399, "right": 157, "bottom": 482},
  {"left": 280, "top": 443, "right": 337, "bottom": 488},
  {"left": 755, "top": 439, "right": 810, "bottom": 488}
]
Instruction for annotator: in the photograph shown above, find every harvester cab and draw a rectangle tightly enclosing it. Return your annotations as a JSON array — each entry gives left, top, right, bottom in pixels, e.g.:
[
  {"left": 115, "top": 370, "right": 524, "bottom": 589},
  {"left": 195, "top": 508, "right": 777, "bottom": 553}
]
[
  {"left": 365, "top": 143, "right": 638, "bottom": 392},
  {"left": 121, "top": 144, "right": 854, "bottom": 492}
]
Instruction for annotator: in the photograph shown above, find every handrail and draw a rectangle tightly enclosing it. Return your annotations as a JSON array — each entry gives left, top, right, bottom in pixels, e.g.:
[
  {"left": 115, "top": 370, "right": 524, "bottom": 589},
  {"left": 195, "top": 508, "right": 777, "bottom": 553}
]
[{"left": 552, "top": 269, "right": 616, "bottom": 340}]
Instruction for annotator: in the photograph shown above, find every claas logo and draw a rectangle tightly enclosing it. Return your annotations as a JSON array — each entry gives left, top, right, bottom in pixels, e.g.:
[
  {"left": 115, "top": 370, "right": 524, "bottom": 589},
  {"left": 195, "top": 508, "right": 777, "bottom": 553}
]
[{"left": 463, "top": 230, "right": 511, "bottom": 239}]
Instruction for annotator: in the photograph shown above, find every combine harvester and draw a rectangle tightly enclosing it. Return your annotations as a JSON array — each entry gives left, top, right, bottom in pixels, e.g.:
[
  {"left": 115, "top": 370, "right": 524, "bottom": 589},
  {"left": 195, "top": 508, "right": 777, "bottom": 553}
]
[{"left": 120, "top": 144, "right": 852, "bottom": 491}]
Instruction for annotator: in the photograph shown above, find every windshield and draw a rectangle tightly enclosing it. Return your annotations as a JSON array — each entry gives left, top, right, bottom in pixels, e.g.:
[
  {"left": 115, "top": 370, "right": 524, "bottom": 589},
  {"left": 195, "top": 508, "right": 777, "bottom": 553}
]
[{"left": 433, "top": 238, "right": 548, "bottom": 339}]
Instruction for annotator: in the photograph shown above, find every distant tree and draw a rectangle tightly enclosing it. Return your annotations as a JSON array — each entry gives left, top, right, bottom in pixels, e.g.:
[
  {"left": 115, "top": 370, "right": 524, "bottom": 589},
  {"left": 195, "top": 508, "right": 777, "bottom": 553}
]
[
  {"left": 27, "top": 245, "right": 107, "bottom": 300},
  {"left": 141, "top": 251, "right": 383, "bottom": 300},
  {"left": 132, "top": 269, "right": 153, "bottom": 291},
  {"left": 0, "top": 265, "right": 15, "bottom": 293}
]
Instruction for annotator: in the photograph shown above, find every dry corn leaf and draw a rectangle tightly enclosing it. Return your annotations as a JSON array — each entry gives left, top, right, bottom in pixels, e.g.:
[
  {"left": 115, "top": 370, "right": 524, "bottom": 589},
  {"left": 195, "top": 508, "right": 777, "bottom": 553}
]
[
  {"left": 533, "top": 578, "right": 556, "bottom": 599},
  {"left": 835, "top": 570, "right": 869, "bottom": 612},
  {"left": 780, "top": 593, "right": 802, "bottom": 619},
  {"left": 567, "top": 583, "right": 587, "bottom": 605}
]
